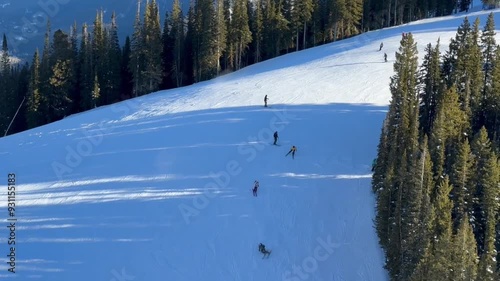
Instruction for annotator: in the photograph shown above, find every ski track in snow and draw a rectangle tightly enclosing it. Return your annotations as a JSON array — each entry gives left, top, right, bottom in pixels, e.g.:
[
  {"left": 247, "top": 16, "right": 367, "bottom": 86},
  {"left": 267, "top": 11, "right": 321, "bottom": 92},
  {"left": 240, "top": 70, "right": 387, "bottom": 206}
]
[{"left": 1, "top": 4, "right": 499, "bottom": 280}]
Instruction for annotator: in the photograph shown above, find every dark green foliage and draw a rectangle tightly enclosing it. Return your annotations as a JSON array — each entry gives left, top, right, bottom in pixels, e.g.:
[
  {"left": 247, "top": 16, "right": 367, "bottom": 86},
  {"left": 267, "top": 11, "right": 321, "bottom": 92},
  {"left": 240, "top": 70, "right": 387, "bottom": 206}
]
[
  {"left": 419, "top": 41, "right": 443, "bottom": 136},
  {"left": 375, "top": 17, "right": 500, "bottom": 281}
]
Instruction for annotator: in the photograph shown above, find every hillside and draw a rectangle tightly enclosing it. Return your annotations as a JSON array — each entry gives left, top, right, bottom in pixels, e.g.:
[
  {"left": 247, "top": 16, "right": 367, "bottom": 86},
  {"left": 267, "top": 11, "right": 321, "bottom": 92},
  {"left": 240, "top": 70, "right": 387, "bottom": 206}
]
[{"left": 1, "top": 6, "right": 500, "bottom": 281}]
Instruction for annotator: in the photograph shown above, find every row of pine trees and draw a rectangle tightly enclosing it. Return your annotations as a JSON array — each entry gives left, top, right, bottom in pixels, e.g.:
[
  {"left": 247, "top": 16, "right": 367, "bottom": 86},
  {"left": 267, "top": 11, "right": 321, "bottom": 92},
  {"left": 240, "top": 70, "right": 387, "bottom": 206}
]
[
  {"left": 0, "top": 0, "right": 481, "bottom": 136},
  {"left": 372, "top": 13, "right": 500, "bottom": 281}
]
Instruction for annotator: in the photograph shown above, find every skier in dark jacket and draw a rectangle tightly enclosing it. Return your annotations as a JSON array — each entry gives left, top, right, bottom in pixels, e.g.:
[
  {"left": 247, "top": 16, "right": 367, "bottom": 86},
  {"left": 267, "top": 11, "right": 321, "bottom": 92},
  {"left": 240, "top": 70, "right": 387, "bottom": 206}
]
[
  {"left": 273, "top": 131, "right": 279, "bottom": 145},
  {"left": 286, "top": 145, "right": 297, "bottom": 159},
  {"left": 258, "top": 243, "right": 271, "bottom": 258},
  {"left": 384, "top": 53, "right": 387, "bottom": 62},
  {"left": 253, "top": 180, "right": 259, "bottom": 196},
  {"left": 379, "top": 42, "right": 383, "bottom": 51},
  {"left": 264, "top": 95, "right": 268, "bottom": 107}
]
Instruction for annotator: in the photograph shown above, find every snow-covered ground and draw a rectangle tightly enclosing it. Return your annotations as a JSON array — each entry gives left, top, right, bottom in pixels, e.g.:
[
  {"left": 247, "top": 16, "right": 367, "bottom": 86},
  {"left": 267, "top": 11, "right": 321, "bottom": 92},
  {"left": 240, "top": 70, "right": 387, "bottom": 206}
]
[{"left": 1, "top": 5, "right": 500, "bottom": 281}]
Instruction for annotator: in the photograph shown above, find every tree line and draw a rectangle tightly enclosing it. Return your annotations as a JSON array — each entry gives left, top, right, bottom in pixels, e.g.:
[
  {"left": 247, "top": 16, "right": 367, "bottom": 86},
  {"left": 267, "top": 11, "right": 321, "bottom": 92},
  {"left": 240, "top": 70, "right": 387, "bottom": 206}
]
[
  {"left": 372, "top": 12, "right": 500, "bottom": 281},
  {"left": 0, "top": 0, "right": 478, "bottom": 136}
]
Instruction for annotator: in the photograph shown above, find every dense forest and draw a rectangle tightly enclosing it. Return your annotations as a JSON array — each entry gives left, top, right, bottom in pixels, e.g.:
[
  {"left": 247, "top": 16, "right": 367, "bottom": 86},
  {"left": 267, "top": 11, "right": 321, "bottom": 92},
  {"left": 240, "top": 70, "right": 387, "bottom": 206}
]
[
  {"left": 372, "top": 12, "right": 500, "bottom": 281},
  {"left": 0, "top": 0, "right": 480, "bottom": 136}
]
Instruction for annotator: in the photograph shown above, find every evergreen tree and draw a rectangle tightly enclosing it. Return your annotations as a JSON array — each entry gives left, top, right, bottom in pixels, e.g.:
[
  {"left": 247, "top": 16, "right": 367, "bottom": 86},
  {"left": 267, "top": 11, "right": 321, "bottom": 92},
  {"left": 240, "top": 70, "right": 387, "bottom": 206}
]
[
  {"left": 143, "top": 0, "right": 163, "bottom": 93},
  {"left": 39, "top": 20, "right": 52, "bottom": 124},
  {"left": 449, "top": 138, "right": 474, "bottom": 230},
  {"left": 191, "top": 0, "right": 218, "bottom": 81},
  {"left": 475, "top": 137, "right": 499, "bottom": 280},
  {"left": 92, "top": 9, "right": 108, "bottom": 105},
  {"left": 469, "top": 126, "right": 495, "bottom": 255},
  {"left": 343, "top": 0, "right": 363, "bottom": 38},
  {"left": 449, "top": 214, "right": 478, "bottom": 281},
  {"left": 251, "top": 0, "right": 264, "bottom": 63},
  {"left": 79, "top": 23, "right": 93, "bottom": 111},
  {"left": 161, "top": 10, "right": 174, "bottom": 90},
  {"left": 69, "top": 22, "right": 80, "bottom": 114},
  {"left": 130, "top": 0, "right": 145, "bottom": 97},
  {"left": 429, "top": 86, "right": 468, "bottom": 186},
  {"left": 91, "top": 74, "right": 100, "bottom": 108},
  {"left": 120, "top": 36, "right": 133, "bottom": 99},
  {"left": 442, "top": 17, "right": 471, "bottom": 88},
  {"left": 480, "top": 13, "right": 497, "bottom": 131},
  {"left": 411, "top": 176, "right": 454, "bottom": 281},
  {"left": 291, "top": 0, "right": 313, "bottom": 51},
  {"left": 215, "top": 0, "right": 227, "bottom": 74},
  {"left": 419, "top": 40, "right": 443, "bottom": 135},
  {"left": 231, "top": 0, "right": 252, "bottom": 70},
  {"left": 48, "top": 29, "right": 73, "bottom": 120},
  {"left": 170, "top": 0, "right": 185, "bottom": 87},
  {"left": 107, "top": 12, "right": 123, "bottom": 103},
  {"left": 0, "top": 33, "right": 12, "bottom": 133},
  {"left": 465, "top": 18, "right": 484, "bottom": 128},
  {"left": 376, "top": 33, "right": 421, "bottom": 280},
  {"left": 26, "top": 50, "right": 42, "bottom": 128}
]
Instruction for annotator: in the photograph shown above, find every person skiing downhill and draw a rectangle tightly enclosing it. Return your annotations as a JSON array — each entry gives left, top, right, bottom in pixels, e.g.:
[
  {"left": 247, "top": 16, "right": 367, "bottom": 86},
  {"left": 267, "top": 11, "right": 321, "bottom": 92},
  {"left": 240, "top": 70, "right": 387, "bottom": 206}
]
[
  {"left": 264, "top": 95, "right": 268, "bottom": 107},
  {"left": 379, "top": 42, "right": 383, "bottom": 51},
  {"left": 286, "top": 145, "right": 297, "bottom": 159},
  {"left": 273, "top": 131, "right": 279, "bottom": 145},
  {"left": 384, "top": 53, "right": 387, "bottom": 62},
  {"left": 258, "top": 243, "right": 271, "bottom": 258},
  {"left": 253, "top": 180, "right": 259, "bottom": 197}
]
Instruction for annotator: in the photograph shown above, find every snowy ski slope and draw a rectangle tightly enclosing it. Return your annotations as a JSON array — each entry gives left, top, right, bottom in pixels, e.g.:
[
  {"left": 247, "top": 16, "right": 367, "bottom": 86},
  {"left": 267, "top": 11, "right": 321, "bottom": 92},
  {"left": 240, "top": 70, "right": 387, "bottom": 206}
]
[{"left": 1, "top": 5, "right": 500, "bottom": 281}]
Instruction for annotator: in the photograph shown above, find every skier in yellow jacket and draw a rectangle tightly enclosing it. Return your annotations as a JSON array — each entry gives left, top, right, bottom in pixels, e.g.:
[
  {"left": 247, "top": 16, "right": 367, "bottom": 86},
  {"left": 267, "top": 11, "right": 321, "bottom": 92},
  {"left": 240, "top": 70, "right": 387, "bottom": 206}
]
[{"left": 286, "top": 145, "right": 297, "bottom": 159}]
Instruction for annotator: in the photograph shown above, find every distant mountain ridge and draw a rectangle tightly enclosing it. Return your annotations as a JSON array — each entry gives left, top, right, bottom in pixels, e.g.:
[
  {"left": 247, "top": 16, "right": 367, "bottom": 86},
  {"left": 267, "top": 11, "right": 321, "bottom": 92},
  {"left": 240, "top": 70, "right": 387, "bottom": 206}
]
[{"left": 0, "top": 0, "right": 189, "bottom": 60}]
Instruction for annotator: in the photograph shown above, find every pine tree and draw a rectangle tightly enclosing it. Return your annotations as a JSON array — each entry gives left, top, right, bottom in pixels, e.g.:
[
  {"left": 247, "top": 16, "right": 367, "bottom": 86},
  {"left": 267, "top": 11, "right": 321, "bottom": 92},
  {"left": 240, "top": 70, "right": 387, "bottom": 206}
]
[
  {"left": 291, "top": 0, "right": 313, "bottom": 51},
  {"left": 449, "top": 137, "right": 474, "bottom": 230},
  {"left": 469, "top": 126, "right": 495, "bottom": 255},
  {"left": 465, "top": 18, "right": 484, "bottom": 129},
  {"left": 143, "top": 0, "right": 163, "bottom": 93},
  {"left": 191, "top": 0, "right": 218, "bottom": 81},
  {"left": 480, "top": 13, "right": 497, "bottom": 131},
  {"left": 231, "top": 0, "right": 252, "bottom": 70},
  {"left": 215, "top": 0, "right": 227, "bottom": 74},
  {"left": 485, "top": 46, "right": 500, "bottom": 140},
  {"left": 48, "top": 29, "right": 73, "bottom": 120},
  {"left": 130, "top": 0, "right": 145, "bottom": 97},
  {"left": 120, "top": 36, "right": 133, "bottom": 99},
  {"left": 161, "top": 10, "right": 174, "bottom": 90},
  {"left": 107, "top": 12, "right": 123, "bottom": 103},
  {"left": 376, "top": 33, "right": 421, "bottom": 280},
  {"left": 252, "top": 0, "right": 264, "bottom": 63},
  {"left": 343, "top": 0, "right": 363, "bottom": 38},
  {"left": 26, "top": 50, "right": 41, "bottom": 128},
  {"left": 69, "top": 22, "right": 80, "bottom": 114},
  {"left": 419, "top": 40, "right": 443, "bottom": 135},
  {"left": 92, "top": 9, "right": 108, "bottom": 105},
  {"left": 79, "top": 23, "right": 93, "bottom": 111},
  {"left": 91, "top": 74, "right": 100, "bottom": 108},
  {"left": 170, "top": 0, "right": 184, "bottom": 87},
  {"left": 429, "top": 86, "right": 468, "bottom": 186},
  {"left": 443, "top": 17, "right": 471, "bottom": 88},
  {"left": 0, "top": 33, "right": 12, "bottom": 132},
  {"left": 449, "top": 214, "right": 478, "bottom": 281},
  {"left": 476, "top": 147, "right": 499, "bottom": 280},
  {"left": 411, "top": 176, "right": 454, "bottom": 281}
]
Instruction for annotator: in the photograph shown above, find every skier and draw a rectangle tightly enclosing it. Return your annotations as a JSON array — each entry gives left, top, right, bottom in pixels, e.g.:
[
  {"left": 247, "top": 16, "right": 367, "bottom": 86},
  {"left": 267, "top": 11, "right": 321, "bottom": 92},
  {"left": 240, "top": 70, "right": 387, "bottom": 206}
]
[
  {"left": 264, "top": 95, "right": 268, "bottom": 107},
  {"left": 273, "top": 131, "right": 279, "bottom": 145},
  {"left": 286, "top": 145, "right": 297, "bottom": 159},
  {"left": 253, "top": 180, "right": 259, "bottom": 197},
  {"left": 379, "top": 42, "right": 383, "bottom": 51},
  {"left": 384, "top": 53, "right": 387, "bottom": 62},
  {"left": 258, "top": 243, "right": 271, "bottom": 258}
]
